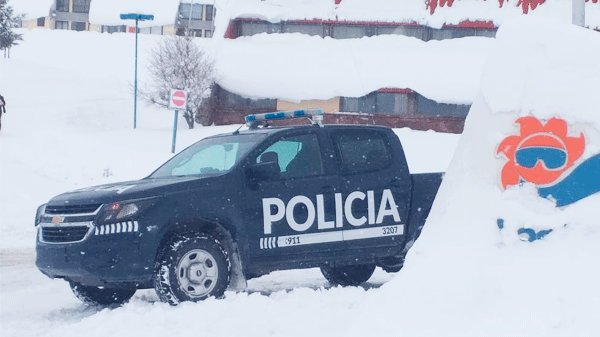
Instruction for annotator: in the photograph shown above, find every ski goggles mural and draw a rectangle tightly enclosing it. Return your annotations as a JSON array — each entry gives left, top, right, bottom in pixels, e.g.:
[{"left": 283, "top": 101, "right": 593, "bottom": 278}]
[
  {"left": 497, "top": 116, "right": 600, "bottom": 207},
  {"left": 495, "top": 116, "right": 600, "bottom": 242}
]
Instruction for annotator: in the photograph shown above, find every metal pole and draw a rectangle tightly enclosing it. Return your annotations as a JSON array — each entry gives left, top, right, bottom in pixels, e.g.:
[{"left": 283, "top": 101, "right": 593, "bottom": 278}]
[
  {"left": 134, "top": 17, "right": 139, "bottom": 129},
  {"left": 188, "top": 0, "right": 194, "bottom": 36},
  {"left": 573, "top": 0, "right": 585, "bottom": 27},
  {"left": 172, "top": 110, "right": 179, "bottom": 153}
]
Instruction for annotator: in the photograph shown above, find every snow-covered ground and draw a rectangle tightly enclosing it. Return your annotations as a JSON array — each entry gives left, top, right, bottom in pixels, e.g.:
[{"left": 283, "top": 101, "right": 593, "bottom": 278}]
[
  {"left": 2, "top": 14, "right": 599, "bottom": 337},
  {"left": 0, "top": 28, "right": 458, "bottom": 336}
]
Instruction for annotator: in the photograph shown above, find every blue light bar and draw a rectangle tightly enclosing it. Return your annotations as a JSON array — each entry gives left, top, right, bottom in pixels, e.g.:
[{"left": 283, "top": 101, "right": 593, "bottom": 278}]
[{"left": 245, "top": 109, "right": 323, "bottom": 123}]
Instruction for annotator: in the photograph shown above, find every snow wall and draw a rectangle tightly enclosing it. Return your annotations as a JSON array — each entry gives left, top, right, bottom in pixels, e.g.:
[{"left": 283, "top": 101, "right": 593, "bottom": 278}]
[{"left": 350, "top": 17, "right": 600, "bottom": 337}]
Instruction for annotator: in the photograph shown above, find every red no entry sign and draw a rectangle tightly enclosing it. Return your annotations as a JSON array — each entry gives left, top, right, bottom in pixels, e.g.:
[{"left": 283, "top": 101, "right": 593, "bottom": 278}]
[{"left": 168, "top": 89, "right": 187, "bottom": 110}]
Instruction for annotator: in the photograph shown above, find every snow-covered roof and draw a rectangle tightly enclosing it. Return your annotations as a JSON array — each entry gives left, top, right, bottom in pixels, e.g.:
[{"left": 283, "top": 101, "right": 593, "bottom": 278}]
[
  {"left": 219, "top": 0, "right": 600, "bottom": 30},
  {"left": 213, "top": 32, "right": 493, "bottom": 104}
]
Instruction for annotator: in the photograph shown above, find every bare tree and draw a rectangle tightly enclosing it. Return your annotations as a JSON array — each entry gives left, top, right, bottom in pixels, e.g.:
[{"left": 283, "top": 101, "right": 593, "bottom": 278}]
[{"left": 142, "top": 36, "right": 214, "bottom": 128}]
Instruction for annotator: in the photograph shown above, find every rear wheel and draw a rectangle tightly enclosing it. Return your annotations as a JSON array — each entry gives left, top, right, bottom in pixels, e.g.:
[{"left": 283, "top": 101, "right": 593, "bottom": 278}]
[
  {"left": 154, "top": 234, "right": 231, "bottom": 305},
  {"left": 69, "top": 282, "right": 136, "bottom": 306},
  {"left": 320, "top": 264, "right": 376, "bottom": 286}
]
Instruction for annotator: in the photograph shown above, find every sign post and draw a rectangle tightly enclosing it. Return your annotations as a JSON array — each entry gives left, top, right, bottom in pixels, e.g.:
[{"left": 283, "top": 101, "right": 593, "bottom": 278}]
[
  {"left": 120, "top": 13, "right": 154, "bottom": 129},
  {"left": 168, "top": 89, "right": 188, "bottom": 153}
]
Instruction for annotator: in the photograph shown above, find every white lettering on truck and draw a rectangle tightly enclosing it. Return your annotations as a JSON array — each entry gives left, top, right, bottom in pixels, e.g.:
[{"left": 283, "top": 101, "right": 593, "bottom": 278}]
[{"left": 263, "top": 189, "right": 401, "bottom": 235}]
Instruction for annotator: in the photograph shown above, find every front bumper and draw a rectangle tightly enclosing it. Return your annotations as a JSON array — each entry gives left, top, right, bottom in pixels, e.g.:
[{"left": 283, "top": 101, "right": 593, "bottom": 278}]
[{"left": 35, "top": 222, "right": 158, "bottom": 288}]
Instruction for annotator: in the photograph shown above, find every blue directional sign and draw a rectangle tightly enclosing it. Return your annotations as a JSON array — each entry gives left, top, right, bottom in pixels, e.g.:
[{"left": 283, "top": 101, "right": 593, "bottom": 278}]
[{"left": 120, "top": 13, "right": 154, "bottom": 21}]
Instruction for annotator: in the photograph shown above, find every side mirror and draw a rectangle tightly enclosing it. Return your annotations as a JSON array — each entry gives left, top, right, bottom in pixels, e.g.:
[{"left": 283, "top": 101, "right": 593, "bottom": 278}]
[{"left": 247, "top": 161, "right": 281, "bottom": 182}]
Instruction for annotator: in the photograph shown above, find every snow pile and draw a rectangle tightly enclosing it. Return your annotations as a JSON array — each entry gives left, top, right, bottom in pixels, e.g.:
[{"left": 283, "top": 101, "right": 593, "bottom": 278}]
[
  {"left": 215, "top": 33, "right": 494, "bottom": 103},
  {"left": 350, "top": 17, "right": 600, "bottom": 337}
]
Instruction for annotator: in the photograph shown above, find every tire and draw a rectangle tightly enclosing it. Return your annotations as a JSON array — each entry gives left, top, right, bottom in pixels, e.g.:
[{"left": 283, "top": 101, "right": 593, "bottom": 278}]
[
  {"left": 69, "top": 282, "right": 136, "bottom": 306},
  {"left": 320, "top": 264, "right": 376, "bottom": 286},
  {"left": 154, "top": 234, "right": 231, "bottom": 305}
]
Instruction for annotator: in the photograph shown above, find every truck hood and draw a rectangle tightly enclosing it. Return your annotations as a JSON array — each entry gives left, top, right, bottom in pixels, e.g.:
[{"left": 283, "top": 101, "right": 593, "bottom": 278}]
[{"left": 47, "top": 176, "right": 204, "bottom": 206}]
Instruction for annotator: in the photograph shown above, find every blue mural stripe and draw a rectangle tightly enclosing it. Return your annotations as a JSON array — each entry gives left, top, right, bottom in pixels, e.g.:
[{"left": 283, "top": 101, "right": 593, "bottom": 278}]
[{"left": 538, "top": 153, "right": 600, "bottom": 207}]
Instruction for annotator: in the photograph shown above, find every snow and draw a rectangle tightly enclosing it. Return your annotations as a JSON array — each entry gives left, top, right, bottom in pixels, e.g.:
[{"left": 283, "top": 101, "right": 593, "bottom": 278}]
[
  {"left": 220, "top": 0, "right": 600, "bottom": 30},
  {"left": 215, "top": 33, "right": 494, "bottom": 103},
  {"left": 351, "top": 16, "right": 600, "bottom": 337},
  {"left": 9, "top": 0, "right": 53, "bottom": 20},
  {"left": 0, "top": 27, "right": 457, "bottom": 336},
  {"left": 88, "top": 0, "right": 181, "bottom": 28},
  {"left": 1, "top": 13, "right": 599, "bottom": 337}
]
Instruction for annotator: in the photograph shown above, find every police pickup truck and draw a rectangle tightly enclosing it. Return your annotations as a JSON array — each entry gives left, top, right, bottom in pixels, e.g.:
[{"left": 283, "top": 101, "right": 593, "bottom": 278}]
[{"left": 35, "top": 109, "right": 442, "bottom": 306}]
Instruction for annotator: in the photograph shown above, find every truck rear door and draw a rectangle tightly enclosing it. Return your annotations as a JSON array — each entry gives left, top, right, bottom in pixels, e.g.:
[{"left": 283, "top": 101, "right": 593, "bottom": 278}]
[{"left": 329, "top": 127, "right": 411, "bottom": 251}]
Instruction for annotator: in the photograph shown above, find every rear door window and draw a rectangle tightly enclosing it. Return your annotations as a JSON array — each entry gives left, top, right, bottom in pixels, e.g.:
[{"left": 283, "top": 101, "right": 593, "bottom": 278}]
[{"left": 332, "top": 130, "right": 392, "bottom": 174}]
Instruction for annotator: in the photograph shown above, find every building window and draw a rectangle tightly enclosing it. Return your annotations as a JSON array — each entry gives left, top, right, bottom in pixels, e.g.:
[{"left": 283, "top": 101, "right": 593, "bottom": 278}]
[
  {"left": 191, "top": 29, "right": 203, "bottom": 37},
  {"left": 430, "top": 27, "right": 481, "bottom": 40},
  {"left": 55, "top": 21, "right": 68, "bottom": 30},
  {"left": 416, "top": 93, "right": 470, "bottom": 117},
  {"left": 476, "top": 29, "right": 496, "bottom": 38},
  {"left": 71, "top": 22, "right": 86, "bottom": 31},
  {"left": 240, "top": 21, "right": 281, "bottom": 36},
  {"left": 179, "top": 3, "right": 203, "bottom": 20},
  {"left": 102, "top": 25, "right": 126, "bottom": 34},
  {"left": 218, "top": 90, "right": 276, "bottom": 110},
  {"left": 37, "top": 17, "right": 45, "bottom": 27},
  {"left": 282, "top": 23, "right": 324, "bottom": 37},
  {"left": 72, "top": 0, "right": 90, "bottom": 13},
  {"left": 56, "top": 0, "right": 69, "bottom": 12},
  {"left": 377, "top": 26, "right": 428, "bottom": 40},
  {"left": 376, "top": 92, "right": 409, "bottom": 114},
  {"left": 205, "top": 5, "right": 215, "bottom": 21},
  {"left": 340, "top": 92, "right": 377, "bottom": 113},
  {"left": 139, "top": 26, "right": 163, "bottom": 35},
  {"left": 204, "top": 30, "right": 213, "bottom": 38},
  {"left": 331, "top": 25, "right": 366, "bottom": 39}
]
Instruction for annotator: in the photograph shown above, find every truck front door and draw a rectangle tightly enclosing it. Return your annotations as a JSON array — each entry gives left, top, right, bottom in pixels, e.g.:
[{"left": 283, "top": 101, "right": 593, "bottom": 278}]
[{"left": 244, "top": 130, "right": 343, "bottom": 265}]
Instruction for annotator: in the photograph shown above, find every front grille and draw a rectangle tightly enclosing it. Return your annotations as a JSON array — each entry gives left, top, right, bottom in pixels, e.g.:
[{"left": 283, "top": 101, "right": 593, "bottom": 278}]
[
  {"left": 45, "top": 204, "right": 102, "bottom": 215},
  {"left": 41, "top": 224, "right": 92, "bottom": 243}
]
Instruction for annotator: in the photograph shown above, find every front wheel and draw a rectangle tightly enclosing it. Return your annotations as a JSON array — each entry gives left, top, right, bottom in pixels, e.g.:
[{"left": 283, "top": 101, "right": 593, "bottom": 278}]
[
  {"left": 69, "top": 282, "right": 136, "bottom": 306},
  {"left": 154, "top": 234, "right": 231, "bottom": 305},
  {"left": 320, "top": 264, "right": 376, "bottom": 286}
]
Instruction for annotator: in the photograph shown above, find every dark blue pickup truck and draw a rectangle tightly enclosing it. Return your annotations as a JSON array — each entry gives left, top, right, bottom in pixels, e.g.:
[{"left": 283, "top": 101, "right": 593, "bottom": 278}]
[{"left": 35, "top": 109, "right": 442, "bottom": 305}]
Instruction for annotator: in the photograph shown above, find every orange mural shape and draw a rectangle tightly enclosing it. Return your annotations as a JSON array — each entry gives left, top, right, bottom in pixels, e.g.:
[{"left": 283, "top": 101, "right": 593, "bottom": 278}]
[{"left": 496, "top": 117, "right": 585, "bottom": 189}]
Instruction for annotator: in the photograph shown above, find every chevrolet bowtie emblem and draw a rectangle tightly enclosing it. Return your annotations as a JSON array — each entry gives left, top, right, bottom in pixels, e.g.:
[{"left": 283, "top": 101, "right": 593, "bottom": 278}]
[{"left": 52, "top": 216, "right": 65, "bottom": 224}]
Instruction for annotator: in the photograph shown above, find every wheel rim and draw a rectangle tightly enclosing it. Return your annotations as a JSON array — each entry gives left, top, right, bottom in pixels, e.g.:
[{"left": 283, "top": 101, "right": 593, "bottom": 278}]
[{"left": 176, "top": 249, "right": 219, "bottom": 298}]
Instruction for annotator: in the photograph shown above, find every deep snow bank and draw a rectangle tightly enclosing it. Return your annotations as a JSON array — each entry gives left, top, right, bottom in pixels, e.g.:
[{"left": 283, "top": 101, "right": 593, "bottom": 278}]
[{"left": 350, "top": 17, "right": 600, "bottom": 337}]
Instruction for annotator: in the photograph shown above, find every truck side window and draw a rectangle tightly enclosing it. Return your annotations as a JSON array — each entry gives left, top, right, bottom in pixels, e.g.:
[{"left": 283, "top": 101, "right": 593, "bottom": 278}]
[
  {"left": 256, "top": 133, "right": 324, "bottom": 179},
  {"left": 332, "top": 131, "right": 391, "bottom": 174}
]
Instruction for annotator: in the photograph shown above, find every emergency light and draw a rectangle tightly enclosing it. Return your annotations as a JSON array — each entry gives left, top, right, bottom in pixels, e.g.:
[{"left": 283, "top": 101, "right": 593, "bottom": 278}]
[{"left": 245, "top": 108, "right": 323, "bottom": 126}]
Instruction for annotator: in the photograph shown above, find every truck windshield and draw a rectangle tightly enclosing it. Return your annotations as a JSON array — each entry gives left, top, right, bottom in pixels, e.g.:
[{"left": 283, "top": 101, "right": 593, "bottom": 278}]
[{"left": 149, "top": 133, "right": 266, "bottom": 178}]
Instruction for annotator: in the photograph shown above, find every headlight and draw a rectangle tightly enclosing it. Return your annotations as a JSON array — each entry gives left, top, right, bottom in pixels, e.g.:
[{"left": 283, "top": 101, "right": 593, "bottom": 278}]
[
  {"left": 35, "top": 204, "right": 47, "bottom": 227},
  {"left": 98, "top": 197, "right": 160, "bottom": 223}
]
